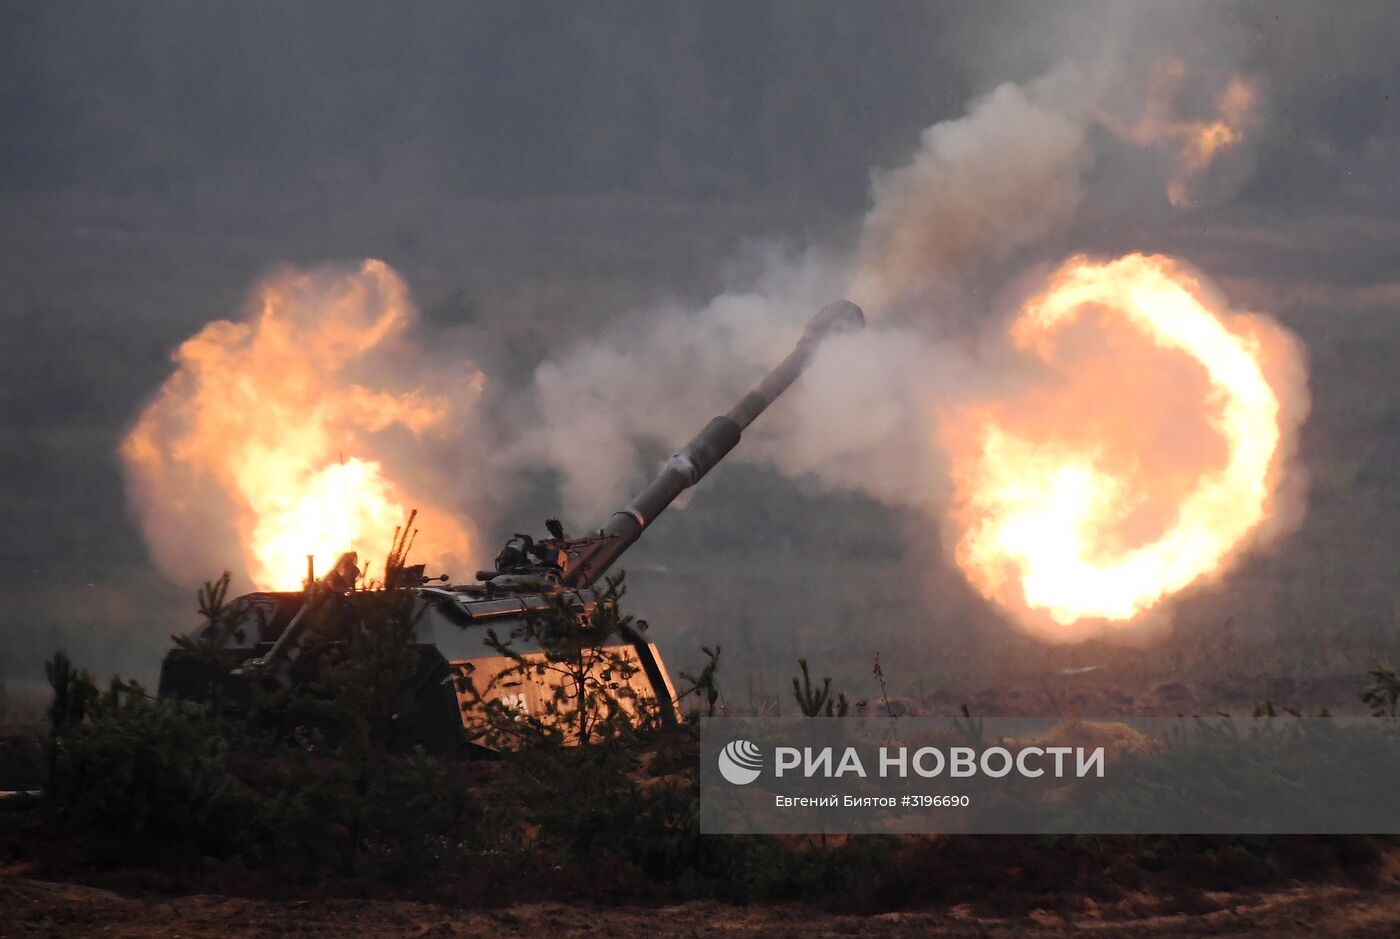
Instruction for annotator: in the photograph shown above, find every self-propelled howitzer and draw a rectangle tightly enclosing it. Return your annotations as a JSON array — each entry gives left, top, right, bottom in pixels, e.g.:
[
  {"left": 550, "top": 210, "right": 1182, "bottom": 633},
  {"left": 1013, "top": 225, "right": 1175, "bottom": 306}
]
[{"left": 158, "top": 300, "right": 865, "bottom": 753}]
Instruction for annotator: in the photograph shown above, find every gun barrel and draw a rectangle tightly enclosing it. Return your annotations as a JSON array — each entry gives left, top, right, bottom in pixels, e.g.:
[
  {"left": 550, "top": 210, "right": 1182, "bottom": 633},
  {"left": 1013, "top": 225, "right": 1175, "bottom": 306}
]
[{"left": 562, "top": 300, "right": 864, "bottom": 588}]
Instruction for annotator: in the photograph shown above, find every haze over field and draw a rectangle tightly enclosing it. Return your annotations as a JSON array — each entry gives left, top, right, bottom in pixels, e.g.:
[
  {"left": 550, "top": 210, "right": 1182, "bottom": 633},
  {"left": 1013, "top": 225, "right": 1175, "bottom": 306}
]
[{"left": 2, "top": 2, "right": 1398, "bottom": 701}]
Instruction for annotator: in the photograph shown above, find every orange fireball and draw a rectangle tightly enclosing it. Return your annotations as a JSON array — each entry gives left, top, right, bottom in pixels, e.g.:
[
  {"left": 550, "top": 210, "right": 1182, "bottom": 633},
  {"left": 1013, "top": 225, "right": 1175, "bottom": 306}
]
[
  {"left": 945, "top": 254, "right": 1305, "bottom": 637},
  {"left": 122, "top": 260, "right": 480, "bottom": 590}
]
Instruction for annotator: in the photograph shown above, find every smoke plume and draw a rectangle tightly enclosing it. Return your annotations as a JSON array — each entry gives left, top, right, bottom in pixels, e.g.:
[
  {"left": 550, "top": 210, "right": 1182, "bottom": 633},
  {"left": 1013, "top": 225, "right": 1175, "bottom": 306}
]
[{"left": 849, "top": 68, "right": 1096, "bottom": 319}]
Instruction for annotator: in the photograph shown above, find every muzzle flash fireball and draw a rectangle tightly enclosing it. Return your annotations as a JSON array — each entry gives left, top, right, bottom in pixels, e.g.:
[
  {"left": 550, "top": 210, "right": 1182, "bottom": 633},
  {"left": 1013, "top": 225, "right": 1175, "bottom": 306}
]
[{"left": 944, "top": 254, "right": 1306, "bottom": 639}]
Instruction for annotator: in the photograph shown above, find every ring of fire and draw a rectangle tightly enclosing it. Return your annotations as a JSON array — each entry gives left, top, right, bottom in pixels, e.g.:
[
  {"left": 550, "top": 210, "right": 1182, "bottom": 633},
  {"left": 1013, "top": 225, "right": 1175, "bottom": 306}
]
[{"left": 947, "top": 253, "right": 1292, "bottom": 632}]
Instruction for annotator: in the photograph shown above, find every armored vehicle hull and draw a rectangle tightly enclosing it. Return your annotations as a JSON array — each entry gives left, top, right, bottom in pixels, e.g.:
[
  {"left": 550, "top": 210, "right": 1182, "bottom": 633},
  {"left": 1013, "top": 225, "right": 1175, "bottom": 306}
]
[{"left": 159, "top": 301, "right": 863, "bottom": 753}]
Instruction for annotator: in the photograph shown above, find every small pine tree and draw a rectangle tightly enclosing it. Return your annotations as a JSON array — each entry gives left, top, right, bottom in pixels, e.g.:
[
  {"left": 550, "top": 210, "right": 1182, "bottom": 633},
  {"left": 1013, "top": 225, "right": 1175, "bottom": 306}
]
[
  {"left": 953, "top": 703, "right": 984, "bottom": 747},
  {"left": 792, "top": 658, "right": 848, "bottom": 717},
  {"left": 1362, "top": 663, "right": 1400, "bottom": 718},
  {"left": 45, "top": 651, "right": 98, "bottom": 737},
  {"left": 461, "top": 572, "right": 659, "bottom": 748},
  {"left": 679, "top": 645, "right": 723, "bottom": 718}
]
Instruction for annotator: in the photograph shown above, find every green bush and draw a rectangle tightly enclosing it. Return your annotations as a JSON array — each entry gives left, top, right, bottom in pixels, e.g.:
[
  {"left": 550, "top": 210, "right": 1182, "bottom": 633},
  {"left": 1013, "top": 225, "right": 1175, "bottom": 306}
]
[
  {"left": 46, "top": 685, "right": 250, "bottom": 859},
  {"left": 43, "top": 622, "right": 475, "bottom": 877}
]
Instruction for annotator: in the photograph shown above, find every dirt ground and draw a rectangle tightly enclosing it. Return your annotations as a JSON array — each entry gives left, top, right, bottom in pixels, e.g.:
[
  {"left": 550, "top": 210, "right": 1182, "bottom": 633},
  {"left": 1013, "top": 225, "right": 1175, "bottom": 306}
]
[{"left": 4, "top": 878, "right": 1400, "bottom": 939}]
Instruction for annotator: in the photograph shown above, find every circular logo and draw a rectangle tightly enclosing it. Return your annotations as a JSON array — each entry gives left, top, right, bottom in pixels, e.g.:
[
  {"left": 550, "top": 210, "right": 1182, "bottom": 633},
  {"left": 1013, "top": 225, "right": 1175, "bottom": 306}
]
[{"left": 717, "top": 739, "right": 763, "bottom": 785}]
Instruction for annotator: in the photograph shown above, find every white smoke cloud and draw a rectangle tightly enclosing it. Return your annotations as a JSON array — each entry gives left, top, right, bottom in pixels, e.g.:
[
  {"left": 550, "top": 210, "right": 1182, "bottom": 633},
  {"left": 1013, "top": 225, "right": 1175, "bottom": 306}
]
[
  {"left": 517, "top": 60, "right": 1111, "bottom": 528},
  {"left": 850, "top": 68, "right": 1098, "bottom": 318},
  {"left": 510, "top": 246, "right": 852, "bottom": 523}
]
